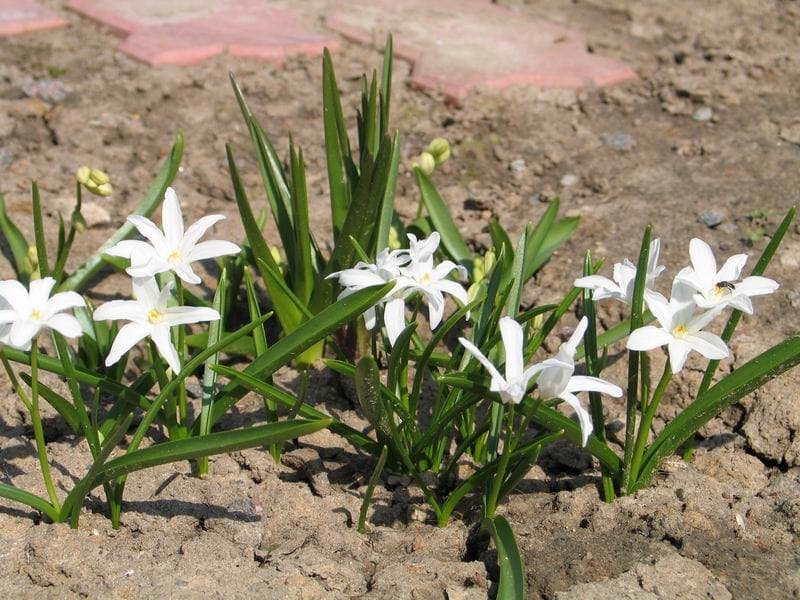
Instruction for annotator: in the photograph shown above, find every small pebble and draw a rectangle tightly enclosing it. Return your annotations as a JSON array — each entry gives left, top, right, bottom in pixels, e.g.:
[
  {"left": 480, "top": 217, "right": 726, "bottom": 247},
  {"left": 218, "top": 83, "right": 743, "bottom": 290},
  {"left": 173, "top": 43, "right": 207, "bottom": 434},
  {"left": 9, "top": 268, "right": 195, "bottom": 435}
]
[
  {"left": 601, "top": 132, "right": 635, "bottom": 151},
  {"left": 20, "top": 78, "right": 69, "bottom": 104},
  {"left": 693, "top": 106, "right": 713, "bottom": 122},
  {"left": 698, "top": 211, "right": 725, "bottom": 228},
  {"left": 560, "top": 173, "right": 580, "bottom": 187},
  {"left": 509, "top": 158, "right": 527, "bottom": 173}
]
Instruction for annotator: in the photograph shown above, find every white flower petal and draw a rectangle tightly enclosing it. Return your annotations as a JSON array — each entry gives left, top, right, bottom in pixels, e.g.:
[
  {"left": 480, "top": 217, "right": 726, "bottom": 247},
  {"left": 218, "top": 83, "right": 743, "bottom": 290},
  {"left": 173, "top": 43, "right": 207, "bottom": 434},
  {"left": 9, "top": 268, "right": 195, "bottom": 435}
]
[
  {"left": 668, "top": 338, "right": 692, "bottom": 374},
  {"left": 627, "top": 326, "right": 673, "bottom": 351},
  {"left": 163, "top": 306, "right": 220, "bottom": 327},
  {"left": 498, "top": 317, "right": 524, "bottom": 381},
  {"left": 29, "top": 278, "right": 56, "bottom": 307},
  {"left": 43, "top": 291, "right": 84, "bottom": 319},
  {"left": 132, "top": 277, "right": 161, "bottom": 308},
  {"left": 105, "top": 322, "right": 150, "bottom": 367},
  {"left": 689, "top": 238, "right": 717, "bottom": 288},
  {"left": 181, "top": 214, "right": 226, "bottom": 251},
  {"left": 565, "top": 375, "right": 623, "bottom": 398},
  {"left": 46, "top": 313, "right": 83, "bottom": 339},
  {"left": 687, "top": 305, "right": 724, "bottom": 332},
  {"left": 573, "top": 275, "right": 619, "bottom": 299},
  {"left": 151, "top": 325, "right": 181, "bottom": 374},
  {"left": 425, "top": 289, "right": 446, "bottom": 330},
  {"left": 716, "top": 254, "right": 747, "bottom": 283},
  {"left": 643, "top": 290, "right": 675, "bottom": 330},
  {"left": 563, "top": 316, "right": 588, "bottom": 356},
  {"left": 104, "top": 240, "right": 155, "bottom": 260},
  {"left": 126, "top": 257, "right": 168, "bottom": 279},
  {"left": 127, "top": 215, "right": 169, "bottom": 256},
  {"left": 459, "top": 337, "right": 506, "bottom": 385},
  {"left": 735, "top": 276, "right": 778, "bottom": 297},
  {"left": 162, "top": 187, "right": 184, "bottom": 248},
  {"left": 9, "top": 319, "right": 41, "bottom": 348},
  {"left": 187, "top": 240, "right": 241, "bottom": 262},
  {"left": 93, "top": 300, "right": 146, "bottom": 323},
  {"left": 173, "top": 262, "right": 201, "bottom": 285},
  {"left": 0, "top": 280, "right": 30, "bottom": 314},
  {"left": 727, "top": 294, "right": 754, "bottom": 314},
  {"left": 558, "top": 391, "right": 594, "bottom": 447},
  {"left": 685, "top": 331, "right": 729, "bottom": 360},
  {"left": 435, "top": 278, "right": 469, "bottom": 306},
  {"left": 383, "top": 297, "right": 407, "bottom": 346}
]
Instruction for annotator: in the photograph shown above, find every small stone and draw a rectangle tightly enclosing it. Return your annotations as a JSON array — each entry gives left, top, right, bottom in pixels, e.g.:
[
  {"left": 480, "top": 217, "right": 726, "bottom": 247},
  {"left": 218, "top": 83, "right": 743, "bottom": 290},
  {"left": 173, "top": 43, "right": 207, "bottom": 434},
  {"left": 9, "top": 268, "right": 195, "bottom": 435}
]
[
  {"left": 509, "top": 158, "right": 527, "bottom": 173},
  {"left": 698, "top": 211, "right": 724, "bottom": 228},
  {"left": 560, "top": 173, "right": 580, "bottom": 187},
  {"left": 693, "top": 106, "right": 713, "bottom": 122},
  {"left": 779, "top": 122, "right": 800, "bottom": 146},
  {"left": 20, "top": 78, "right": 69, "bottom": 104},
  {"left": 601, "top": 132, "right": 635, "bottom": 151}
]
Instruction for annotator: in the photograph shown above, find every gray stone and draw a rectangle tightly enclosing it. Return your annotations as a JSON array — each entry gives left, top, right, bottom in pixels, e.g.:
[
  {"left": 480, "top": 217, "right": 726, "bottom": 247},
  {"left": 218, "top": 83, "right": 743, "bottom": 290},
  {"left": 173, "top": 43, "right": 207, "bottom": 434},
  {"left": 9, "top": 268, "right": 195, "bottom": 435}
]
[
  {"left": 601, "top": 132, "right": 635, "bottom": 151},
  {"left": 698, "top": 211, "right": 724, "bottom": 228},
  {"left": 692, "top": 106, "right": 713, "bottom": 122}
]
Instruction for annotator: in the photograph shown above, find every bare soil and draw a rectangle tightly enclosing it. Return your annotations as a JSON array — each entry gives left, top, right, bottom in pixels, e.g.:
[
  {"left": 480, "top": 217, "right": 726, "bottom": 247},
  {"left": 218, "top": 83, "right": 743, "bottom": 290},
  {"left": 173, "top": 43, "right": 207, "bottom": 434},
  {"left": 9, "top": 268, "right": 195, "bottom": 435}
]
[{"left": 0, "top": 0, "right": 798, "bottom": 597}]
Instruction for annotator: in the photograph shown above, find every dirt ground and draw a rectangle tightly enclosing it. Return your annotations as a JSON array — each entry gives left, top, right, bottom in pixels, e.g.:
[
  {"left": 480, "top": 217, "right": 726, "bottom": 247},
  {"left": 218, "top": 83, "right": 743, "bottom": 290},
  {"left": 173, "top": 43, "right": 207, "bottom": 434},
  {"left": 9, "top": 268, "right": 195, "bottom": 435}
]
[{"left": 0, "top": 0, "right": 799, "bottom": 598}]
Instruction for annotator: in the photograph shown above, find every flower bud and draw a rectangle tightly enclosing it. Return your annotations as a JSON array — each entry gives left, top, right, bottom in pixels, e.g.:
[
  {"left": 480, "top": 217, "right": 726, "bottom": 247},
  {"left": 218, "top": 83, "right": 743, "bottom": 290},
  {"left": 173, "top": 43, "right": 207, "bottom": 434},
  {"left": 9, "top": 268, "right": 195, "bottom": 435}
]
[
  {"left": 89, "top": 168, "right": 110, "bottom": 185},
  {"left": 76, "top": 166, "right": 91, "bottom": 185},
  {"left": 483, "top": 248, "right": 496, "bottom": 275},
  {"left": 388, "top": 225, "right": 401, "bottom": 250},
  {"left": 472, "top": 256, "right": 485, "bottom": 284},
  {"left": 428, "top": 137, "right": 451, "bottom": 165},
  {"left": 95, "top": 182, "right": 113, "bottom": 197},
  {"left": 23, "top": 245, "right": 39, "bottom": 278},
  {"left": 415, "top": 151, "right": 436, "bottom": 176}
]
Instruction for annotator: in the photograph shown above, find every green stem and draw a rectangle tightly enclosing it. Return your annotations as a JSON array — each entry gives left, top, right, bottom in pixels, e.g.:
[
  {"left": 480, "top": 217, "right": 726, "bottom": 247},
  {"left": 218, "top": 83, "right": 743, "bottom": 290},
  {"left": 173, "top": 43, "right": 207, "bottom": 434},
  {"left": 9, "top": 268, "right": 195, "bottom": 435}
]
[
  {"left": 29, "top": 341, "right": 61, "bottom": 511},
  {"left": 627, "top": 360, "right": 672, "bottom": 491},
  {"left": 2, "top": 353, "right": 32, "bottom": 411},
  {"left": 485, "top": 404, "right": 515, "bottom": 518},
  {"left": 174, "top": 279, "right": 188, "bottom": 438}
]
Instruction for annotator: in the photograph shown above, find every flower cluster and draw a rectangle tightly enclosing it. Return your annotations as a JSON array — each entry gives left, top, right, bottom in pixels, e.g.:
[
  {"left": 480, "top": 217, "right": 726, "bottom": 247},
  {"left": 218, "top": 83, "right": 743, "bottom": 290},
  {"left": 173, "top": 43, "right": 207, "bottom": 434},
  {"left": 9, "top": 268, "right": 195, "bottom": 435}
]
[
  {"left": 577, "top": 238, "right": 778, "bottom": 373},
  {"left": 0, "top": 187, "right": 239, "bottom": 375},
  {"left": 459, "top": 316, "right": 622, "bottom": 446},
  {"left": 329, "top": 232, "right": 468, "bottom": 345}
]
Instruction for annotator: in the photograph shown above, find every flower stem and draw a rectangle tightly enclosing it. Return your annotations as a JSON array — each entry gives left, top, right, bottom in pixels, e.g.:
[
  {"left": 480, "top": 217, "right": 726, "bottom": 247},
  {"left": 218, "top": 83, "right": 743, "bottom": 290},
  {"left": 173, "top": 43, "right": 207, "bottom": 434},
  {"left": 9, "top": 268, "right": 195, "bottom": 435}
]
[
  {"left": 485, "top": 404, "right": 515, "bottom": 518},
  {"left": 2, "top": 353, "right": 32, "bottom": 411},
  {"left": 627, "top": 360, "right": 672, "bottom": 492},
  {"left": 174, "top": 279, "right": 188, "bottom": 438},
  {"left": 29, "top": 340, "right": 61, "bottom": 512}
]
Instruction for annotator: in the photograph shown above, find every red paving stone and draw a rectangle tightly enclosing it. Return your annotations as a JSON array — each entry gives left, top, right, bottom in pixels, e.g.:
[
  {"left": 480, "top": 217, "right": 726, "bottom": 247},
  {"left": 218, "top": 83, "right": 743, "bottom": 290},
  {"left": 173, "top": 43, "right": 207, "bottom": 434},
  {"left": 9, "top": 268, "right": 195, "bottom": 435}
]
[
  {"left": 66, "top": 0, "right": 338, "bottom": 66},
  {"left": 0, "top": 0, "right": 66, "bottom": 35},
  {"left": 325, "top": 0, "right": 636, "bottom": 104}
]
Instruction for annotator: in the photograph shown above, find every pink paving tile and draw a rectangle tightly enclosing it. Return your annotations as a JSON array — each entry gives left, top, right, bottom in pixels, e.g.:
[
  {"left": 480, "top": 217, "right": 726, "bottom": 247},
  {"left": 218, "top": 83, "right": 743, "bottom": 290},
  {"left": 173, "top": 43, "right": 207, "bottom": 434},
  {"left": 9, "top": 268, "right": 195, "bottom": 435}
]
[
  {"left": 325, "top": 0, "right": 636, "bottom": 105},
  {"left": 0, "top": 0, "right": 66, "bottom": 35},
  {"left": 67, "top": 0, "right": 338, "bottom": 66}
]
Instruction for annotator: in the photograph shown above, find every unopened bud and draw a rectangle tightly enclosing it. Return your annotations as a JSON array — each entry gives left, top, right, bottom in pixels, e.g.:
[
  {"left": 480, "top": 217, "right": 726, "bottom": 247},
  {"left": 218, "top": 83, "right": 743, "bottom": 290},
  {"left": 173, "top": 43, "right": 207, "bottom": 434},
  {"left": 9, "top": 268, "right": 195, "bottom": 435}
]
[
  {"left": 483, "top": 248, "right": 496, "bottom": 275},
  {"left": 73, "top": 212, "right": 88, "bottom": 233},
  {"left": 472, "top": 256, "right": 485, "bottom": 284},
  {"left": 428, "top": 137, "right": 450, "bottom": 165},
  {"left": 23, "top": 245, "right": 39, "bottom": 277},
  {"left": 89, "top": 168, "right": 110, "bottom": 185},
  {"left": 467, "top": 281, "right": 481, "bottom": 305},
  {"left": 76, "top": 166, "right": 91, "bottom": 185},
  {"left": 95, "top": 182, "right": 113, "bottom": 197},
  {"left": 415, "top": 151, "right": 436, "bottom": 176},
  {"left": 269, "top": 246, "right": 284, "bottom": 273},
  {"left": 388, "top": 225, "right": 401, "bottom": 250}
]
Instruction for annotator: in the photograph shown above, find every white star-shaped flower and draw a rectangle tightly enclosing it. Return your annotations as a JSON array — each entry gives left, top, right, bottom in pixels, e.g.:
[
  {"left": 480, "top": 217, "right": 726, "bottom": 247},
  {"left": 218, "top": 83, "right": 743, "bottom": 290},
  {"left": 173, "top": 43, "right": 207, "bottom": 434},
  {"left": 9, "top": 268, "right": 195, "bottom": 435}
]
[
  {"left": 106, "top": 187, "right": 240, "bottom": 285},
  {"left": 93, "top": 276, "right": 220, "bottom": 374},
  {"left": 0, "top": 278, "right": 84, "bottom": 349},
  {"left": 674, "top": 238, "right": 778, "bottom": 314}
]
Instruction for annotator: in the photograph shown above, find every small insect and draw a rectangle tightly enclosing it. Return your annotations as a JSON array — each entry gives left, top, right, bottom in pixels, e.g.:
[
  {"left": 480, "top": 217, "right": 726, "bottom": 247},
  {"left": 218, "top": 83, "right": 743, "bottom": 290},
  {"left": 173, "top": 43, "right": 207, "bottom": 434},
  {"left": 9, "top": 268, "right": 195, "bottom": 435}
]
[{"left": 716, "top": 281, "right": 736, "bottom": 291}]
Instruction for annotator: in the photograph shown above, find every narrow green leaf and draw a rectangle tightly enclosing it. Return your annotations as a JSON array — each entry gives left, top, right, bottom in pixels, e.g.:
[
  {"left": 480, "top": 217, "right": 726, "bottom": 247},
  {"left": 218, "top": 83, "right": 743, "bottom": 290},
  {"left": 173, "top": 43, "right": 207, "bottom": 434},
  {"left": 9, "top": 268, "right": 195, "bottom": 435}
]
[
  {"left": 486, "top": 515, "right": 525, "bottom": 600},
  {"left": 415, "top": 169, "right": 472, "bottom": 270},
  {"left": 19, "top": 373, "right": 80, "bottom": 432},
  {"left": 505, "top": 226, "right": 528, "bottom": 318},
  {"left": 379, "top": 35, "right": 393, "bottom": 135},
  {"left": 527, "top": 216, "right": 580, "bottom": 277},
  {"left": 289, "top": 145, "right": 314, "bottom": 304},
  {"left": 636, "top": 335, "right": 800, "bottom": 490},
  {"left": 0, "top": 192, "right": 30, "bottom": 278},
  {"left": 322, "top": 48, "right": 353, "bottom": 235},
  {"left": 373, "top": 130, "right": 401, "bottom": 253},
  {"left": 521, "top": 198, "right": 560, "bottom": 282},
  {"left": 0, "top": 482, "right": 59, "bottom": 522},
  {"left": 358, "top": 445, "right": 388, "bottom": 533},
  {"left": 31, "top": 182, "right": 48, "bottom": 277}
]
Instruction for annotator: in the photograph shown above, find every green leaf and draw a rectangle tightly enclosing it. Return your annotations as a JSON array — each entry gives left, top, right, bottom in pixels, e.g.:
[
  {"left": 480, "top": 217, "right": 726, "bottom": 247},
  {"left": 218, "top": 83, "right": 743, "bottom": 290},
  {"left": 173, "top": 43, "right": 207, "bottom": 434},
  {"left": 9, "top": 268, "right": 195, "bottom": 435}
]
[
  {"left": 373, "top": 131, "right": 401, "bottom": 253},
  {"left": 0, "top": 192, "right": 30, "bottom": 278},
  {"left": 415, "top": 169, "right": 472, "bottom": 270},
  {"left": 85, "top": 419, "right": 331, "bottom": 493},
  {"left": 31, "top": 182, "right": 49, "bottom": 277},
  {"left": 485, "top": 515, "right": 525, "bottom": 600},
  {"left": 505, "top": 226, "right": 528, "bottom": 318},
  {"left": 289, "top": 145, "right": 314, "bottom": 304},
  {"left": 520, "top": 198, "right": 560, "bottom": 282},
  {"left": 635, "top": 335, "right": 800, "bottom": 490},
  {"left": 356, "top": 355, "right": 392, "bottom": 444},
  {"left": 227, "top": 143, "right": 303, "bottom": 335},
  {"left": 202, "top": 282, "right": 394, "bottom": 430},
  {"left": 0, "top": 482, "right": 59, "bottom": 522},
  {"left": 19, "top": 373, "right": 80, "bottom": 433},
  {"left": 61, "top": 132, "right": 184, "bottom": 292},
  {"left": 322, "top": 48, "right": 354, "bottom": 235},
  {"left": 528, "top": 217, "right": 580, "bottom": 278},
  {"left": 379, "top": 35, "right": 393, "bottom": 135}
]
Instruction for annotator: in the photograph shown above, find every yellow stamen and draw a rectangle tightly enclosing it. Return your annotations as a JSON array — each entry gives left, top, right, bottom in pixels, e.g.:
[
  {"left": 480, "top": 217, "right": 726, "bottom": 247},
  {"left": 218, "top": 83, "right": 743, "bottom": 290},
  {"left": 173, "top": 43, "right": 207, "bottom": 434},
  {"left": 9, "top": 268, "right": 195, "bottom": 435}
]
[
  {"left": 30, "top": 309, "right": 41, "bottom": 321},
  {"left": 672, "top": 324, "right": 688, "bottom": 338},
  {"left": 147, "top": 309, "right": 163, "bottom": 324},
  {"left": 167, "top": 250, "right": 182, "bottom": 263}
]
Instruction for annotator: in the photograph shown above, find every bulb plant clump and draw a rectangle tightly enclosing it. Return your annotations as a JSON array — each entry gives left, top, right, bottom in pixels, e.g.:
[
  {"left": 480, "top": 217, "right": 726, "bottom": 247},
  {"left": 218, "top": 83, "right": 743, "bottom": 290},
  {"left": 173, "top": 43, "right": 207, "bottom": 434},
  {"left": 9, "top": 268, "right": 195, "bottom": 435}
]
[{"left": 0, "top": 37, "right": 797, "bottom": 599}]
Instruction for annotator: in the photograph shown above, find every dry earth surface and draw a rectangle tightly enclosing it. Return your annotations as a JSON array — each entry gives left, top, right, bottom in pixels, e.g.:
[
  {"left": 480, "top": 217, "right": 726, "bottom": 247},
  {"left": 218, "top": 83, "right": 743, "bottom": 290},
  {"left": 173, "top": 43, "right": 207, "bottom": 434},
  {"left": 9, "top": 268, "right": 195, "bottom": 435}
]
[{"left": 0, "top": 0, "right": 799, "bottom": 598}]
